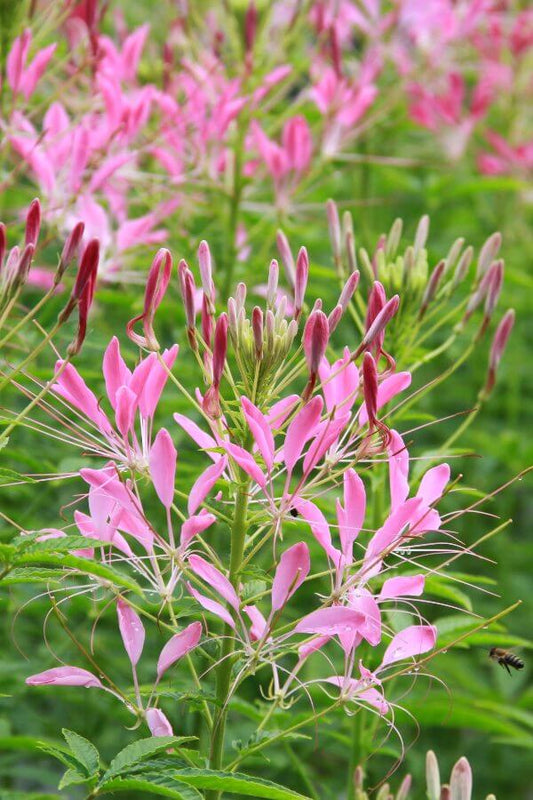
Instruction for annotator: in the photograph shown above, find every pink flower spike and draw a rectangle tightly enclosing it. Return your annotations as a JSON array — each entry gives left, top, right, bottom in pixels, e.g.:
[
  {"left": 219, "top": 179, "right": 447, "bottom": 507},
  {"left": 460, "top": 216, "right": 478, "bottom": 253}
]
[
  {"left": 241, "top": 397, "right": 275, "bottom": 471},
  {"left": 381, "top": 625, "right": 437, "bottom": 668},
  {"left": 294, "top": 247, "right": 309, "bottom": 319},
  {"left": 146, "top": 707, "right": 173, "bottom": 737},
  {"left": 187, "top": 583, "right": 236, "bottom": 630},
  {"left": 379, "top": 575, "right": 425, "bottom": 601},
  {"left": 157, "top": 621, "right": 203, "bottom": 679},
  {"left": 271, "top": 542, "right": 310, "bottom": 612},
  {"left": 188, "top": 554, "right": 239, "bottom": 611},
  {"left": 26, "top": 666, "right": 103, "bottom": 688},
  {"left": 295, "top": 606, "right": 365, "bottom": 638},
  {"left": 117, "top": 599, "right": 145, "bottom": 666},
  {"left": 25, "top": 198, "right": 41, "bottom": 246},
  {"left": 150, "top": 428, "right": 177, "bottom": 509},
  {"left": 284, "top": 396, "right": 323, "bottom": 478},
  {"left": 188, "top": 456, "right": 227, "bottom": 515},
  {"left": 180, "top": 512, "right": 216, "bottom": 551}
]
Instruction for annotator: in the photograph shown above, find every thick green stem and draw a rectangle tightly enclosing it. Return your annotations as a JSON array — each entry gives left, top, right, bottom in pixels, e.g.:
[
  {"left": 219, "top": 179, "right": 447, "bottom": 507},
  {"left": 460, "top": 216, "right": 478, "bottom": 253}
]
[
  {"left": 206, "top": 465, "right": 251, "bottom": 799},
  {"left": 346, "top": 711, "right": 364, "bottom": 800}
]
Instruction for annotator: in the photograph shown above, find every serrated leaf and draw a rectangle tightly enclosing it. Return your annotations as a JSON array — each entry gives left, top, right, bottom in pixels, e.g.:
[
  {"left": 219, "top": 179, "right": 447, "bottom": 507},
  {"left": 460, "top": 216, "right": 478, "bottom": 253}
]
[
  {"left": 95, "top": 777, "right": 201, "bottom": 799},
  {"left": 57, "top": 768, "right": 90, "bottom": 790},
  {"left": 62, "top": 729, "right": 99, "bottom": 776},
  {"left": 0, "top": 568, "right": 62, "bottom": 586},
  {"left": 172, "top": 769, "right": 312, "bottom": 799},
  {"left": 99, "top": 737, "right": 195, "bottom": 784}
]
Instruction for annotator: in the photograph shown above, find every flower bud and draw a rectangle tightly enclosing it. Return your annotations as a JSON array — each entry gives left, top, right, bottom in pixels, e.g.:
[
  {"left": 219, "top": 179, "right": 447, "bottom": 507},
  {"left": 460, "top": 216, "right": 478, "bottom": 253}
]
[
  {"left": 212, "top": 312, "right": 228, "bottom": 388},
  {"left": 426, "top": 751, "right": 441, "bottom": 800},
  {"left": 198, "top": 239, "right": 215, "bottom": 310},
  {"left": 267, "top": 259, "right": 279, "bottom": 307},
  {"left": 235, "top": 281, "right": 247, "bottom": 312},
  {"left": 25, "top": 198, "right": 41, "bottom": 247},
  {"left": 337, "top": 270, "right": 360, "bottom": 312},
  {"left": 252, "top": 306, "right": 263, "bottom": 359},
  {"left": 413, "top": 214, "right": 429, "bottom": 259},
  {"left": 0, "top": 223, "right": 6, "bottom": 270},
  {"left": 14, "top": 243, "right": 35, "bottom": 289},
  {"left": 178, "top": 259, "right": 198, "bottom": 350},
  {"left": 326, "top": 199, "right": 342, "bottom": 267},
  {"left": 59, "top": 239, "right": 100, "bottom": 324},
  {"left": 449, "top": 757, "right": 472, "bottom": 800},
  {"left": 484, "top": 259, "right": 503, "bottom": 319},
  {"left": 483, "top": 309, "right": 514, "bottom": 396},
  {"left": 327, "top": 304, "right": 343, "bottom": 333},
  {"left": 56, "top": 221, "right": 85, "bottom": 285},
  {"left": 452, "top": 245, "right": 473, "bottom": 288},
  {"left": 303, "top": 309, "right": 329, "bottom": 399},
  {"left": 356, "top": 294, "right": 399, "bottom": 357},
  {"left": 294, "top": 246, "right": 309, "bottom": 319},
  {"left": 362, "top": 352, "right": 378, "bottom": 429},
  {"left": 386, "top": 218, "right": 403, "bottom": 259},
  {"left": 419, "top": 259, "right": 445, "bottom": 319},
  {"left": 127, "top": 248, "right": 172, "bottom": 350},
  {"left": 244, "top": 1, "right": 257, "bottom": 55},
  {"left": 277, "top": 229, "right": 295, "bottom": 288},
  {"left": 476, "top": 231, "right": 501, "bottom": 280}
]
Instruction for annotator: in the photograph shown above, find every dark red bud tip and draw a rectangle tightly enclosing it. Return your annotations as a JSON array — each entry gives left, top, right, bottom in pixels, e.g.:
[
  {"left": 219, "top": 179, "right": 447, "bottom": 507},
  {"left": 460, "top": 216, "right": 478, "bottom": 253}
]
[
  {"left": 294, "top": 246, "right": 309, "bottom": 319},
  {"left": 25, "top": 198, "right": 41, "bottom": 247},
  {"left": 212, "top": 313, "right": 228, "bottom": 386},
  {"left": 252, "top": 306, "right": 263, "bottom": 359},
  {"left": 57, "top": 221, "right": 85, "bottom": 283},
  {"left": 303, "top": 309, "right": 329, "bottom": 378}
]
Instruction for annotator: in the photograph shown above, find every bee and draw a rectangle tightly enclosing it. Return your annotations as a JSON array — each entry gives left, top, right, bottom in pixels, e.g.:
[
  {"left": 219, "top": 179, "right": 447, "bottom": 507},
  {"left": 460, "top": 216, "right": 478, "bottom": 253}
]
[{"left": 489, "top": 647, "right": 524, "bottom": 675}]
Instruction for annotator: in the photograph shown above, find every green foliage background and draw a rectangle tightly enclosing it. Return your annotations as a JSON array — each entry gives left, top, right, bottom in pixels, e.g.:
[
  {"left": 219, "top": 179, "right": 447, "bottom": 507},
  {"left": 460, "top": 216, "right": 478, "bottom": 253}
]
[{"left": 1, "top": 2, "right": 532, "bottom": 798}]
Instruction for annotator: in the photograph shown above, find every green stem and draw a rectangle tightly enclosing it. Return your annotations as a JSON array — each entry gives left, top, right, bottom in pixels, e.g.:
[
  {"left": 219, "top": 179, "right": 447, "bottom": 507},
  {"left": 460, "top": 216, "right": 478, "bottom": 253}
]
[
  {"left": 206, "top": 457, "right": 252, "bottom": 799},
  {"left": 347, "top": 711, "right": 364, "bottom": 800}
]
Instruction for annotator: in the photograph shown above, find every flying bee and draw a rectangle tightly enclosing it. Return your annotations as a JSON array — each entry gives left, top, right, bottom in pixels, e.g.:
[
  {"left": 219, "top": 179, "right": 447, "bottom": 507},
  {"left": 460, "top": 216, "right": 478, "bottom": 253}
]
[{"left": 489, "top": 647, "right": 524, "bottom": 675}]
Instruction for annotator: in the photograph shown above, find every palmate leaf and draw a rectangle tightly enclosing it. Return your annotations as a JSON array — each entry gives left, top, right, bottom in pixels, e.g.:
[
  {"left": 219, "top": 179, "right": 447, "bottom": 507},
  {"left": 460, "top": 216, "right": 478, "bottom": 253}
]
[
  {"left": 99, "top": 737, "right": 195, "bottom": 785},
  {"left": 62, "top": 728, "right": 100, "bottom": 776},
  {"left": 171, "top": 768, "right": 313, "bottom": 799}
]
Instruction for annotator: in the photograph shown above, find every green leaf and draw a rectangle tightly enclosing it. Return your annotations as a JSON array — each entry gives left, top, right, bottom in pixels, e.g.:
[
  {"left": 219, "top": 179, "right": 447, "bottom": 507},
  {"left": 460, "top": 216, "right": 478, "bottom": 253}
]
[
  {"left": 96, "top": 777, "right": 201, "bottom": 799},
  {"left": 0, "top": 793, "right": 61, "bottom": 800},
  {"left": 99, "top": 737, "right": 195, "bottom": 784},
  {"left": 62, "top": 728, "right": 100, "bottom": 776},
  {"left": 57, "top": 768, "right": 90, "bottom": 790},
  {"left": 16, "top": 552, "right": 143, "bottom": 594},
  {"left": 0, "top": 468, "right": 36, "bottom": 485},
  {"left": 172, "top": 769, "right": 313, "bottom": 799},
  {"left": 0, "top": 568, "right": 63, "bottom": 586}
]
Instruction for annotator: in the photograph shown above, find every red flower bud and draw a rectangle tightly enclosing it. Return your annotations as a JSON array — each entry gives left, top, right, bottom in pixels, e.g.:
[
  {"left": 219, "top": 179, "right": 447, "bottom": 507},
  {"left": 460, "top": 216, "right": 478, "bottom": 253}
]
[
  {"left": 303, "top": 309, "right": 329, "bottom": 399},
  {"left": 252, "top": 306, "right": 263, "bottom": 359},
  {"left": 484, "top": 309, "right": 514, "bottom": 396},
  {"left": 419, "top": 259, "right": 446, "bottom": 319},
  {"left": 25, "top": 198, "right": 41, "bottom": 247},
  {"left": 212, "top": 312, "right": 228, "bottom": 388},
  {"left": 294, "top": 246, "right": 309, "bottom": 320},
  {"left": 127, "top": 248, "right": 172, "bottom": 350},
  {"left": 57, "top": 221, "right": 85, "bottom": 284},
  {"left": 59, "top": 239, "right": 100, "bottom": 323},
  {"left": 362, "top": 352, "right": 379, "bottom": 430},
  {"left": 178, "top": 259, "right": 197, "bottom": 350}
]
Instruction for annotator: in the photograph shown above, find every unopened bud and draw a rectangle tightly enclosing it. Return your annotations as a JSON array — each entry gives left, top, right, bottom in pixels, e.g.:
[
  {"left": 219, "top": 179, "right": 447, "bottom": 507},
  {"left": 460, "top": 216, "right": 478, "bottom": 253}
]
[
  {"left": 25, "top": 198, "right": 41, "bottom": 247},
  {"left": 484, "top": 259, "right": 503, "bottom": 319},
  {"left": 252, "top": 306, "right": 263, "bottom": 359},
  {"left": 483, "top": 309, "right": 514, "bottom": 396},
  {"left": 267, "top": 259, "right": 279, "bottom": 307},
  {"left": 198, "top": 239, "right": 215, "bottom": 309},
  {"left": 396, "top": 774, "right": 412, "bottom": 800},
  {"left": 362, "top": 352, "right": 378, "bottom": 429},
  {"left": 227, "top": 297, "right": 238, "bottom": 341},
  {"left": 68, "top": 268, "right": 96, "bottom": 356},
  {"left": 277, "top": 229, "right": 295, "bottom": 288},
  {"left": 14, "top": 243, "right": 35, "bottom": 288},
  {"left": 212, "top": 312, "right": 228, "bottom": 387},
  {"left": 371, "top": 234, "right": 386, "bottom": 277},
  {"left": 327, "top": 303, "right": 343, "bottom": 333},
  {"left": 59, "top": 239, "right": 100, "bottom": 323},
  {"left": 476, "top": 231, "right": 501, "bottom": 280},
  {"left": 326, "top": 199, "right": 342, "bottom": 268},
  {"left": 449, "top": 757, "right": 472, "bottom": 800},
  {"left": 202, "top": 384, "right": 222, "bottom": 419},
  {"left": 419, "top": 260, "right": 445, "bottom": 319},
  {"left": 235, "top": 281, "right": 247, "bottom": 312},
  {"left": 56, "top": 221, "right": 85, "bottom": 285},
  {"left": 178, "top": 259, "right": 198, "bottom": 350},
  {"left": 426, "top": 751, "right": 441, "bottom": 800},
  {"left": 356, "top": 294, "right": 399, "bottom": 357},
  {"left": 303, "top": 309, "right": 329, "bottom": 399},
  {"left": 294, "top": 246, "right": 309, "bottom": 319},
  {"left": 444, "top": 236, "right": 465, "bottom": 274},
  {"left": 413, "top": 214, "right": 430, "bottom": 259},
  {"left": 452, "top": 245, "right": 473, "bottom": 288},
  {"left": 386, "top": 218, "right": 403, "bottom": 259},
  {"left": 0, "top": 223, "right": 6, "bottom": 269},
  {"left": 245, "top": 1, "right": 257, "bottom": 55},
  {"left": 338, "top": 270, "right": 360, "bottom": 312},
  {"left": 202, "top": 294, "right": 213, "bottom": 350}
]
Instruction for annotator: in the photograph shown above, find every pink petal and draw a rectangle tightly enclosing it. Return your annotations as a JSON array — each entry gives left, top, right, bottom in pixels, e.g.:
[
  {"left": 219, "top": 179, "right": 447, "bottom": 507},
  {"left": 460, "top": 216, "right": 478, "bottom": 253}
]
[
  {"left": 187, "top": 583, "right": 236, "bottom": 630},
  {"left": 302, "top": 414, "right": 349, "bottom": 474},
  {"left": 146, "top": 707, "right": 173, "bottom": 737},
  {"left": 243, "top": 605, "right": 268, "bottom": 641},
  {"left": 103, "top": 337, "right": 132, "bottom": 410},
  {"left": 265, "top": 395, "right": 299, "bottom": 428},
  {"left": 140, "top": 345, "right": 179, "bottom": 419},
  {"left": 348, "top": 589, "right": 381, "bottom": 646},
  {"left": 337, "top": 469, "right": 366, "bottom": 560},
  {"left": 54, "top": 362, "right": 112, "bottom": 435},
  {"left": 188, "top": 554, "right": 239, "bottom": 610},
  {"left": 149, "top": 428, "right": 177, "bottom": 509},
  {"left": 117, "top": 599, "right": 145, "bottom": 666},
  {"left": 25, "top": 666, "right": 103, "bottom": 688},
  {"left": 295, "top": 606, "right": 365, "bottom": 637},
  {"left": 241, "top": 397, "right": 275, "bottom": 470},
  {"left": 174, "top": 413, "right": 220, "bottom": 462},
  {"left": 298, "top": 634, "right": 330, "bottom": 661},
  {"left": 180, "top": 512, "right": 216, "bottom": 551},
  {"left": 157, "top": 621, "right": 203, "bottom": 679},
  {"left": 224, "top": 442, "right": 266, "bottom": 489},
  {"left": 318, "top": 350, "right": 359, "bottom": 416},
  {"left": 388, "top": 430, "right": 409, "bottom": 510},
  {"left": 379, "top": 575, "right": 425, "bottom": 600},
  {"left": 417, "top": 464, "right": 450, "bottom": 506},
  {"left": 363, "top": 497, "right": 425, "bottom": 578},
  {"left": 291, "top": 498, "right": 340, "bottom": 564},
  {"left": 284, "top": 396, "right": 323, "bottom": 477},
  {"left": 115, "top": 385, "right": 137, "bottom": 437},
  {"left": 359, "top": 371, "right": 411, "bottom": 425},
  {"left": 188, "top": 456, "right": 227, "bottom": 515},
  {"left": 271, "top": 542, "right": 310, "bottom": 612},
  {"left": 381, "top": 625, "right": 437, "bottom": 668}
]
